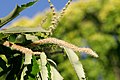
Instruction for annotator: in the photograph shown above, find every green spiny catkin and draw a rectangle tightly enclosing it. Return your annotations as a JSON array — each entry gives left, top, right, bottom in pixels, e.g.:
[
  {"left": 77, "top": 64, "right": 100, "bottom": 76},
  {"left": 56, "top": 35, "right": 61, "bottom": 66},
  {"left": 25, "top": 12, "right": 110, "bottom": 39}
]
[
  {"left": 58, "top": 0, "right": 72, "bottom": 19},
  {"left": 48, "top": 0, "right": 72, "bottom": 35},
  {"left": 48, "top": 0, "right": 57, "bottom": 26}
]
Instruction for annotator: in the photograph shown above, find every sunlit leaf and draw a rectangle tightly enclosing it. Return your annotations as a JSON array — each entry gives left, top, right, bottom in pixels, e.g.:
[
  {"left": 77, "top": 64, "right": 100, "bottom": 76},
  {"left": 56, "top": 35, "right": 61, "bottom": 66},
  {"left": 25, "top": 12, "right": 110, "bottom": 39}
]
[
  {"left": 25, "top": 34, "right": 39, "bottom": 42},
  {"left": 24, "top": 53, "right": 32, "bottom": 65},
  {"left": 51, "top": 65, "right": 63, "bottom": 80},
  {"left": 0, "top": 0, "right": 38, "bottom": 27},
  {"left": 64, "top": 47, "right": 86, "bottom": 80},
  {"left": 0, "top": 26, "right": 48, "bottom": 33},
  {"left": 40, "top": 52, "right": 48, "bottom": 80},
  {"left": 0, "top": 55, "right": 8, "bottom": 64},
  {"left": 20, "top": 67, "right": 27, "bottom": 80}
]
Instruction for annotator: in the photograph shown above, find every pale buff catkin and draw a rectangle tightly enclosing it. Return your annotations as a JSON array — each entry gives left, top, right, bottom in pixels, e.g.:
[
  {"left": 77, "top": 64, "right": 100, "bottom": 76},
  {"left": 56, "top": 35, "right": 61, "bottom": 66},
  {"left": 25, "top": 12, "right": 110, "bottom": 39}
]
[
  {"left": 3, "top": 38, "right": 98, "bottom": 57},
  {"left": 3, "top": 41, "right": 40, "bottom": 55},
  {"left": 31, "top": 38, "right": 98, "bottom": 57}
]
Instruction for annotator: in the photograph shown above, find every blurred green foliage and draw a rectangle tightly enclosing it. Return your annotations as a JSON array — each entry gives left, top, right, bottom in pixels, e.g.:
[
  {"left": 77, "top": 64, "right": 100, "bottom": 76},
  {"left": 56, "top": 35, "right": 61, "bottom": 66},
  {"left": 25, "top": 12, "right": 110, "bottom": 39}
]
[
  {"left": 6, "top": 0, "right": 120, "bottom": 80},
  {"left": 53, "top": 0, "right": 120, "bottom": 80}
]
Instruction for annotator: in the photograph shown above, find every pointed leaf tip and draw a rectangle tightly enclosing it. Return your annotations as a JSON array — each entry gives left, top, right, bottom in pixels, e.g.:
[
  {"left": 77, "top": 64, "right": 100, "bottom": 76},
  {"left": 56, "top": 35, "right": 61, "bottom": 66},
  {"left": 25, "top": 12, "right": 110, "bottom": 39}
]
[
  {"left": 0, "top": 0, "right": 38, "bottom": 27},
  {"left": 64, "top": 47, "right": 86, "bottom": 80}
]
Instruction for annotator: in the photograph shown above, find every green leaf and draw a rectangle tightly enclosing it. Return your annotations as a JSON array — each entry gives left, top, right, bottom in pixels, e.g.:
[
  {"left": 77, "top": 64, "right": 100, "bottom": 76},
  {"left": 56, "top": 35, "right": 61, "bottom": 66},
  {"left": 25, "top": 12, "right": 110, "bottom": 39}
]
[
  {"left": 0, "top": 55, "right": 8, "bottom": 64},
  {"left": 0, "top": 74, "right": 6, "bottom": 80},
  {"left": 46, "top": 63, "right": 51, "bottom": 80},
  {"left": 50, "top": 65, "right": 63, "bottom": 80},
  {"left": 6, "top": 34, "right": 26, "bottom": 43},
  {"left": 0, "top": 57, "right": 7, "bottom": 71},
  {"left": 27, "top": 55, "right": 40, "bottom": 80},
  {"left": 0, "top": 0, "right": 38, "bottom": 27},
  {"left": 36, "top": 59, "right": 42, "bottom": 80},
  {"left": 8, "top": 34, "right": 17, "bottom": 42},
  {"left": 0, "top": 26, "right": 48, "bottom": 33},
  {"left": 40, "top": 52, "right": 48, "bottom": 80},
  {"left": 0, "top": 33, "right": 8, "bottom": 40},
  {"left": 15, "top": 34, "right": 26, "bottom": 43},
  {"left": 64, "top": 47, "right": 86, "bottom": 80},
  {"left": 20, "top": 54, "right": 32, "bottom": 80},
  {"left": 29, "top": 56, "right": 39, "bottom": 77},
  {"left": 25, "top": 34, "right": 39, "bottom": 42}
]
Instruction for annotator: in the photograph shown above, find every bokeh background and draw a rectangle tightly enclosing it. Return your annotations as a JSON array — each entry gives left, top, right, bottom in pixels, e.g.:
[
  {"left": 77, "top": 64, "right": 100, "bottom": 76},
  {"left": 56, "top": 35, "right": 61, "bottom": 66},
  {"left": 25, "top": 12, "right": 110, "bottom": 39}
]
[{"left": 1, "top": 0, "right": 120, "bottom": 80}]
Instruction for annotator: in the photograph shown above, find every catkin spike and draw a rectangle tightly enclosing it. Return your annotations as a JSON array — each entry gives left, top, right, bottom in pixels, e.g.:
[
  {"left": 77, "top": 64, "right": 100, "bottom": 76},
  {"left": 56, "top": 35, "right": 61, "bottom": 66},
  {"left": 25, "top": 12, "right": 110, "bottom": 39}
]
[
  {"left": 31, "top": 38, "right": 98, "bottom": 58},
  {"left": 48, "top": 0, "right": 57, "bottom": 32},
  {"left": 3, "top": 37, "right": 98, "bottom": 58},
  {"left": 48, "top": 0, "right": 72, "bottom": 34},
  {"left": 58, "top": 0, "right": 72, "bottom": 20},
  {"left": 3, "top": 41, "right": 41, "bottom": 55}
]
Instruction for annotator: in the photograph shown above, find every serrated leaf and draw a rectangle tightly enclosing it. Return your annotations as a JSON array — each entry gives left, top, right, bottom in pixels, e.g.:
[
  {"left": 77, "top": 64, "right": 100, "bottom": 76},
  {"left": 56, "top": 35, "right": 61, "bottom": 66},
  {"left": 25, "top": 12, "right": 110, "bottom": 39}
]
[
  {"left": 18, "top": 0, "right": 38, "bottom": 12},
  {"left": 40, "top": 52, "right": 48, "bottom": 80},
  {"left": 51, "top": 65, "right": 63, "bottom": 80},
  {"left": 30, "top": 56, "right": 39, "bottom": 75},
  {"left": 64, "top": 47, "right": 86, "bottom": 80},
  {"left": 27, "top": 56, "right": 39, "bottom": 80},
  {"left": 0, "top": 0, "right": 38, "bottom": 27},
  {"left": 21, "top": 53, "right": 32, "bottom": 80},
  {"left": 37, "top": 59, "right": 42, "bottom": 80},
  {"left": 0, "top": 26, "right": 48, "bottom": 33}
]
